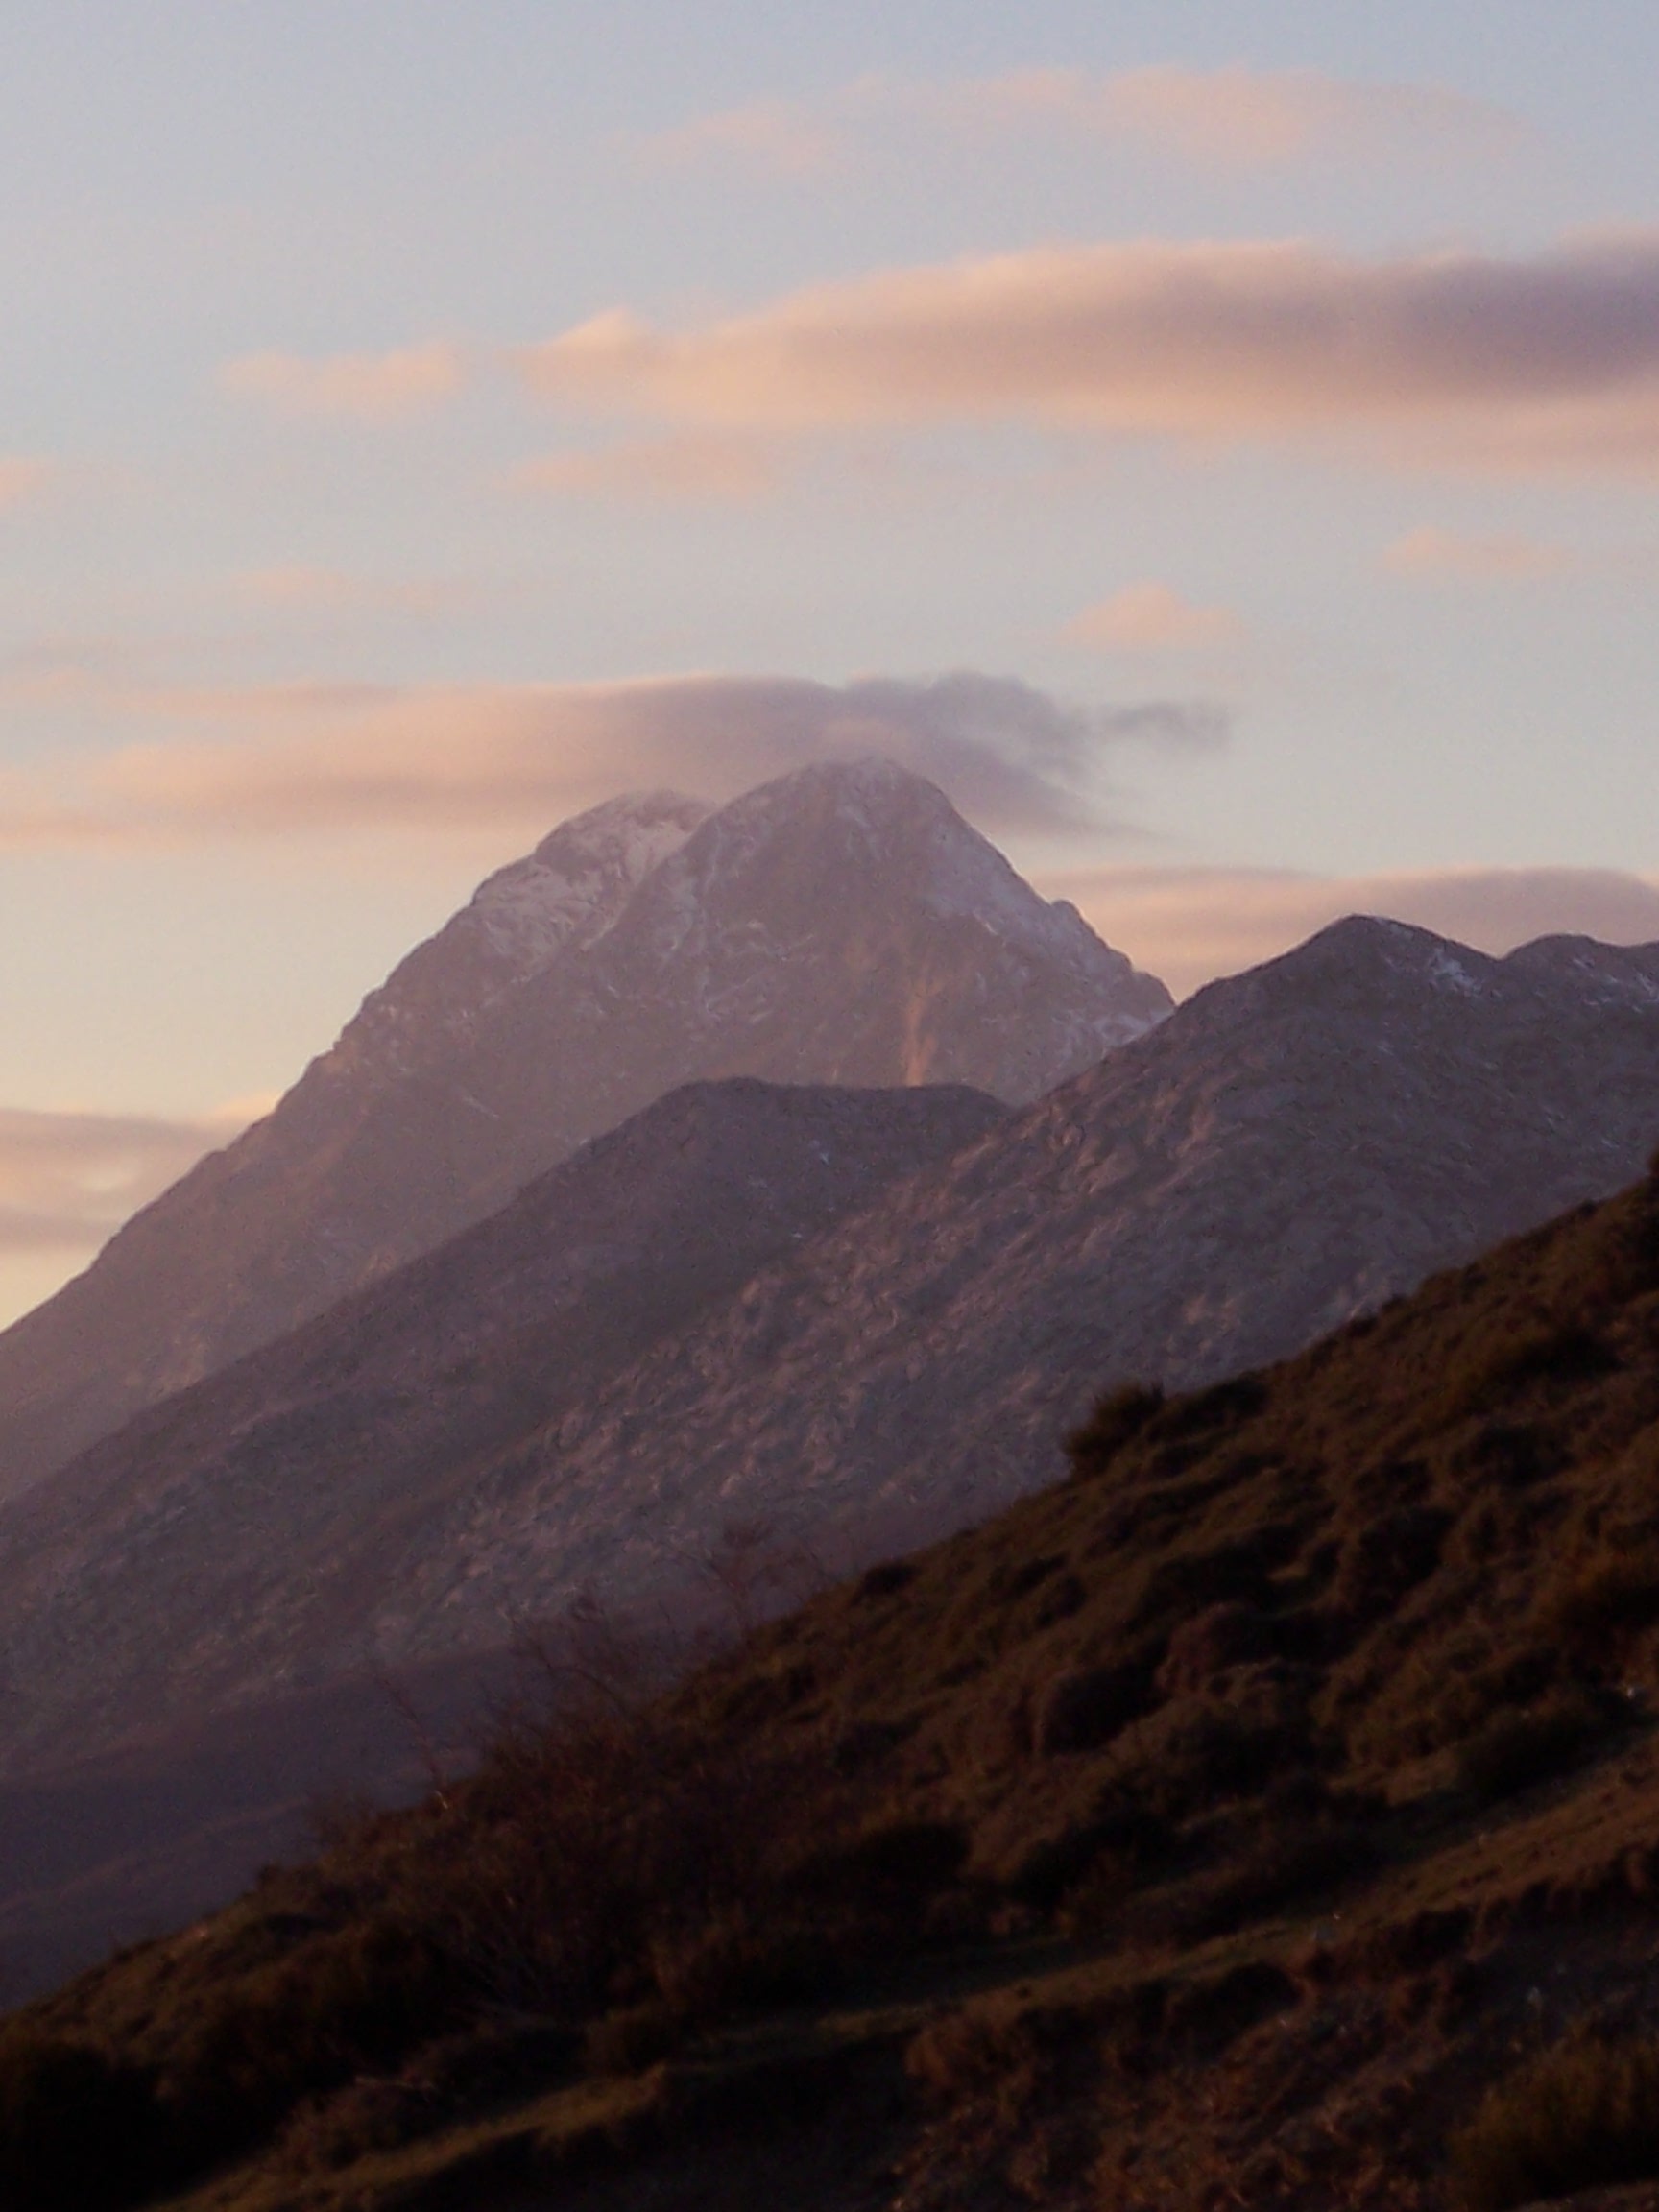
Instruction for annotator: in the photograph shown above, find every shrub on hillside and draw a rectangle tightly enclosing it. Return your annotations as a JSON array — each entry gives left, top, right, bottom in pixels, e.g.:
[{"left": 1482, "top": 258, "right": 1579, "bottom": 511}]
[
  {"left": 1435, "top": 1316, "right": 1617, "bottom": 1426},
  {"left": 0, "top": 2031, "right": 162, "bottom": 2212},
  {"left": 1537, "top": 1543, "right": 1659, "bottom": 1660},
  {"left": 1034, "top": 1662, "right": 1149, "bottom": 1755},
  {"left": 1065, "top": 1383, "right": 1165, "bottom": 1478},
  {"left": 1455, "top": 1694, "right": 1604, "bottom": 1805},
  {"left": 1452, "top": 2034, "right": 1659, "bottom": 2211},
  {"left": 276, "top": 2075, "right": 445, "bottom": 2175},
  {"left": 158, "top": 1911, "right": 465, "bottom": 2156}
]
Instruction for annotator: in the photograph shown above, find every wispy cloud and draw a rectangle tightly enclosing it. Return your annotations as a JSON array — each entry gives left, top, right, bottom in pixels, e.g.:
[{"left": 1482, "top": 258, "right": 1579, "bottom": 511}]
[
  {"left": 1040, "top": 862, "right": 1659, "bottom": 999},
  {"left": 514, "top": 432, "right": 785, "bottom": 503},
  {"left": 644, "top": 94, "right": 846, "bottom": 177},
  {"left": 1063, "top": 582, "right": 1247, "bottom": 652},
  {"left": 232, "top": 567, "right": 469, "bottom": 617},
  {"left": 0, "top": 1102, "right": 262, "bottom": 1257},
  {"left": 0, "top": 456, "right": 53, "bottom": 511},
  {"left": 0, "top": 670, "right": 1227, "bottom": 848},
  {"left": 638, "top": 66, "right": 1528, "bottom": 177},
  {"left": 520, "top": 231, "right": 1659, "bottom": 477},
  {"left": 220, "top": 342, "right": 466, "bottom": 421},
  {"left": 1382, "top": 525, "right": 1574, "bottom": 581}
]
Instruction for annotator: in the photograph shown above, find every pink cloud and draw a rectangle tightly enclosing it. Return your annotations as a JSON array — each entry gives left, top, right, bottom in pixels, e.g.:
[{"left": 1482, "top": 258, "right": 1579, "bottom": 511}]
[
  {"left": 1064, "top": 582, "right": 1247, "bottom": 652},
  {"left": 638, "top": 96, "right": 845, "bottom": 177},
  {"left": 0, "top": 456, "right": 52, "bottom": 510},
  {"left": 220, "top": 343, "right": 465, "bottom": 421},
  {"left": 0, "top": 670, "right": 1223, "bottom": 848},
  {"left": 519, "top": 231, "right": 1659, "bottom": 476},
  {"left": 0, "top": 1102, "right": 260, "bottom": 1257},
  {"left": 636, "top": 66, "right": 1527, "bottom": 177},
  {"left": 1038, "top": 862, "right": 1659, "bottom": 999},
  {"left": 1382, "top": 525, "right": 1573, "bottom": 581},
  {"left": 514, "top": 433, "right": 784, "bottom": 503},
  {"left": 1074, "top": 65, "right": 1527, "bottom": 167},
  {"left": 233, "top": 567, "right": 467, "bottom": 617}
]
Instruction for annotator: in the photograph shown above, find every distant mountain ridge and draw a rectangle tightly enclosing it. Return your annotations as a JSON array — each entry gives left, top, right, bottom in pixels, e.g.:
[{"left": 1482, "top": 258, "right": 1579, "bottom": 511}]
[
  {"left": 6, "top": 917, "right": 1659, "bottom": 1770},
  {"left": 0, "top": 1076, "right": 1004, "bottom": 1766},
  {"left": 377, "top": 917, "right": 1659, "bottom": 1640},
  {"left": 0, "top": 759, "right": 1168, "bottom": 1497}
]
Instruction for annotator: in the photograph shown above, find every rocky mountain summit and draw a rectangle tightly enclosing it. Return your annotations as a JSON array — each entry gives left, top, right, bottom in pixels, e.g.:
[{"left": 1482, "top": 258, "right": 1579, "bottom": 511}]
[
  {"left": 0, "top": 759, "right": 1167, "bottom": 1497},
  {"left": 6, "top": 917, "right": 1659, "bottom": 1774}
]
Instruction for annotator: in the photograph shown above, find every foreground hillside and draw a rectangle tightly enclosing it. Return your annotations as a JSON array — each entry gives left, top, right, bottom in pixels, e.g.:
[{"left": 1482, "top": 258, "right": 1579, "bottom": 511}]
[{"left": 15, "top": 1165, "right": 1659, "bottom": 2206}]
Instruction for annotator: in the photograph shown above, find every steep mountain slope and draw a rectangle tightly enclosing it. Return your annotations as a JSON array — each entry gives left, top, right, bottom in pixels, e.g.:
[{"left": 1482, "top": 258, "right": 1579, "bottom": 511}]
[
  {"left": 0, "top": 1078, "right": 1004, "bottom": 1766},
  {"left": 4, "top": 918, "right": 1659, "bottom": 1772},
  {"left": 279, "top": 915, "right": 1659, "bottom": 1654},
  {"left": 0, "top": 761, "right": 1166, "bottom": 1497},
  {"left": 18, "top": 1162, "right": 1659, "bottom": 2211}
]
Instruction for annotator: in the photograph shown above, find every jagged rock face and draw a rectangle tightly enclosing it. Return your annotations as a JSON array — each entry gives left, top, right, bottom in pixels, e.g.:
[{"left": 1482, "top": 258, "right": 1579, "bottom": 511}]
[
  {"left": 0, "top": 1079, "right": 1006, "bottom": 1763},
  {"left": 7, "top": 918, "right": 1659, "bottom": 1765},
  {"left": 0, "top": 761, "right": 1166, "bottom": 1497}
]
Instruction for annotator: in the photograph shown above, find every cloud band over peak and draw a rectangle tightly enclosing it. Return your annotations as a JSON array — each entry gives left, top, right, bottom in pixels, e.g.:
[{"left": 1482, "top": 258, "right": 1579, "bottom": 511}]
[
  {"left": 0, "top": 671, "right": 1226, "bottom": 848},
  {"left": 521, "top": 231, "right": 1659, "bottom": 474}
]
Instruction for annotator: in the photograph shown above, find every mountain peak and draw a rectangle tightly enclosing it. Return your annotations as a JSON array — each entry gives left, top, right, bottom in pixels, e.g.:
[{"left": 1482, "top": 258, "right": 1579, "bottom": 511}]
[
  {"left": 0, "top": 757, "right": 1169, "bottom": 1495},
  {"left": 627, "top": 757, "right": 1169, "bottom": 1015},
  {"left": 468, "top": 787, "right": 711, "bottom": 969},
  {"left": 328, "top": 789, "right": 712, "bottom": 1088}
]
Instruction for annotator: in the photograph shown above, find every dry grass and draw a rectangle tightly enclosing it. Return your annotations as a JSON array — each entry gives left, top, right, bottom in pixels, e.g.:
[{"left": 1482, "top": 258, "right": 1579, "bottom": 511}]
[
  {"left": 15, "top": 1165, "right": 1659, "bottom": 2204},
  {"left": 1452, "top": 2036, "right": 1659, "bottom": 2211}
]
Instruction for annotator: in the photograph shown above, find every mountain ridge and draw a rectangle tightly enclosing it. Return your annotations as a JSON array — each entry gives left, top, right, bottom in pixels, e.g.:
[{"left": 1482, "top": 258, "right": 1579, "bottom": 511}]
[
  {"left": 0, "top": 1077, "right": 1006, "bottom": 1763},
  {"left": 4, "top": 916, "right": 1659, "bottom": 1768},
  {"left": 0, "top": 760, "right": 1166, "bottom": 1498}
]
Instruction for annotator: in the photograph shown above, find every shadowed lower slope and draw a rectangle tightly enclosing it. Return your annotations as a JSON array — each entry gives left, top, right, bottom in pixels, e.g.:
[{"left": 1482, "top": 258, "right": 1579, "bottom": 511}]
[
  {"left": 15, "top": 1161, "right": 1659, "bottom": 2206},
  {"left": 0, "top": 1076, "right": 1005, "bottom": 1770}
]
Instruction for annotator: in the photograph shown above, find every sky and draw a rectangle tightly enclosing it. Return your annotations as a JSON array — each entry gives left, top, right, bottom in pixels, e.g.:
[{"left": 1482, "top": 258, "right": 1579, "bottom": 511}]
[{"left": 5, "top": 0, "right": 1659, "bottom": 1321}]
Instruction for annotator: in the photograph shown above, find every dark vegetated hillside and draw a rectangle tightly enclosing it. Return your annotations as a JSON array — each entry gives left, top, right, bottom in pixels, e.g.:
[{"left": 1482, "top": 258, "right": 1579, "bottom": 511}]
[{"left": 19, "top": 1166, "right": 1659, "bottom": 2207}]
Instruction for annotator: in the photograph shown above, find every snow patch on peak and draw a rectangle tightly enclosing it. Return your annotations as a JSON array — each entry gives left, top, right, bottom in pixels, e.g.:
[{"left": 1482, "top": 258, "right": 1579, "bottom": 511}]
[
  {"left": 469, "top": 791, "right": 709, "bottom": 972},
  {"left": 1428, "top": 946, "right": 1484, "bottom": 997}
]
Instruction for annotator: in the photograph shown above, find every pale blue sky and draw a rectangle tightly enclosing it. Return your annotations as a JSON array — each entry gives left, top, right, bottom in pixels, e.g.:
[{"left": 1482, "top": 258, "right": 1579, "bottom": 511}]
[{"left": 5, "top": 0, "right": 1659, "bottom": 1318}]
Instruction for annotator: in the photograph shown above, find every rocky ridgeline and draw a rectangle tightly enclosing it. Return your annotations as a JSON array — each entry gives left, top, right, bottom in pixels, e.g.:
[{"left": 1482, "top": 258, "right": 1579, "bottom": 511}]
[
  {"left": 4, "top": 918, "right": 1659, "bottom": 1773},
  {"left": 0, "top": 760, "right": 1168, "bottom": 1497}
]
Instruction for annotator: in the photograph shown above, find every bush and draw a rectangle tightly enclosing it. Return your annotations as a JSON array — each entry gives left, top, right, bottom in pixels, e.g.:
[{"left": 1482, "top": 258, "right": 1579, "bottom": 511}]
[
  {"left": 160, "top": 1912, "right": 465, "bottom": 2155},
  {"left": 1452, "top": 2035, "right": 1659, "bottom": 2211},
  {"left": 792, "top": 1818, "right": 968, "bottom": 1918},
  {"left": 1066, "top": 1384, "right": 1165, "bottom": 1478},
  {"left": 1455, "top": 1695, "right": 1603, "bottom": 1804},
  {"left": 1007, "top": 1800, "right": 1170, "bottom": 1914},
  {"left": 1538, "top": 1544, "right": 1659, "bottom": 1658},
  {"left": 276, "top": 2076, "right": 444, "bottom": 2174},
  {"left": 650, "top": 1908, "right": 840, "bottom": 2016},
  {"left": 0, "top": 2031, "right": 162, "bottom": 2211},
  {"left": 1033, "top": 1663, "right": 1149, "bottom": 1756},
  {"left": 583, "top": 2002, "right": 685, "bottom": 2078},
  {"left": 1437, "top": 1318, "right": 1616, "bottom": 1426},
  {"left": 432, "top": 1701, "right": 812, "bottom": 2017}
]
